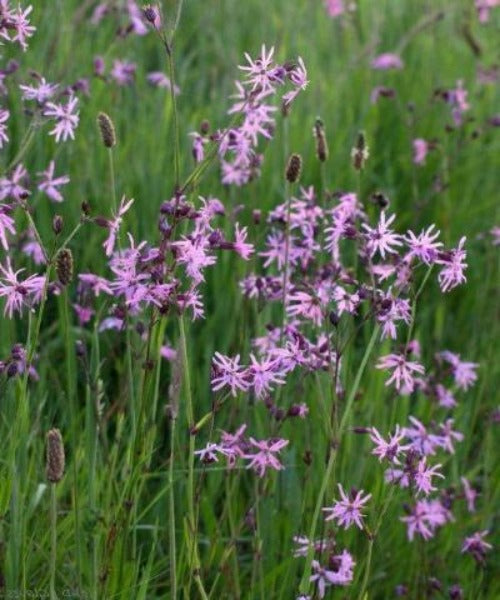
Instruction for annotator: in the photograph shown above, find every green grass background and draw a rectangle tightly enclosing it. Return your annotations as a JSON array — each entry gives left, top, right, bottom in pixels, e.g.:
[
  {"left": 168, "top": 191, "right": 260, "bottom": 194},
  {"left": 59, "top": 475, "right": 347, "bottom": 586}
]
[{"left": 0, "top": 0, "right": 499, "bottom": 598}]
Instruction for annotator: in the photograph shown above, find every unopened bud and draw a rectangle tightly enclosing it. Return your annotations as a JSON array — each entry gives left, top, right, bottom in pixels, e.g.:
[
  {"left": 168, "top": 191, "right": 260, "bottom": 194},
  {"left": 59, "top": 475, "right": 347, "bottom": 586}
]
[
  {"left": 52, "top": 215, "right": 63, "bottom": 235},
  {"left": 351, "top": 131, "right": 369, "bottom": 170},
  {"left": 313, "top": 117, "right": 329, "bottom": 162}
]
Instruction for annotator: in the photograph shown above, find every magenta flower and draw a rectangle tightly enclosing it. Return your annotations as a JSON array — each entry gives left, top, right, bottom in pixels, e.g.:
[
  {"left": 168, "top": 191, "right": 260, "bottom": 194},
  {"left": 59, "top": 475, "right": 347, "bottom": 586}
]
[
  {"left": 324, "top": 0, "right": 345, "bottom": 18},
  {"left": 435, "top": 384, "right": 456, "bottom": 408},
  {"left": 448, "top": 80, "right": 470, "bottom": 126},
  {"left": 0, "top": 260, "right": 45, "bottom": 318},
  {"left": 461, "top": 531, "right": 492, "bottom": 563},
  {"left": 189, "top": 132, "right": 207, "bottom": 163},
  {"left": 371, "top": 53, "right": 404, "bottom": 70},
  {"left": 282, "top": 57, "right": 308, "bottom": 108},
  {"left": 362, "top": 212, "right": 403, "bottom": 259},
  {"left": 322, "top": 483, "right": 372, "bottom": 530},
  {"left": 412, "top": 138, "right": 429, "bottom": 165},
  {"left": 244, "top": 437, "right": 288, "bottom": 477},
  {"left": 376, "top": 353, "right": 425, "bottom": 392},
  {"left": 476, "top": 0, "right": 500, "bottom": 23},
  {"left": 44, "top": 95, "right": 80, "bottom": 143},
  {"left": 211, "top": 352, "right": 249, "bottom": 396},
  {"left": 37, "top": 161, "right": 70, "bottom": 203},
  {"left": 232, "top": 223, "right": 254, "bottom": 259},
  {"left": 435, "top": 419, "right": 463, "bottom": 454}
]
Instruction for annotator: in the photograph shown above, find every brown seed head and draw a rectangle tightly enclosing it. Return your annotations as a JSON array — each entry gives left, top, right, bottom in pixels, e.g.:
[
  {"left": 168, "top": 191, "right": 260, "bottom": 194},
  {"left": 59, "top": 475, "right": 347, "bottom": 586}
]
[
  {"left": 56, "top": 248, "right": 74, "bottom": 285},
  {"left": 97, "top": 112, "right": 116, "bottom": 148},
  {"left": 46, "top": 428, "right": 65, "bottom": 483},
  {"left": 285, "top": 153, "right": 302, "bottom": 183}
]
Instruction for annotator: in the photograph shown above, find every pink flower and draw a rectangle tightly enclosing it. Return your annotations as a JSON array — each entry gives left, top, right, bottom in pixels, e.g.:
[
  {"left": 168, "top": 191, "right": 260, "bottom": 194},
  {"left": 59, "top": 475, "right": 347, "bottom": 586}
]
[
  {"left": 20, "top": 77, "right": 58, "bottom": 103},
  {"left": 438, "top": 350, "right": 478, "bottom": 390},
  {"left": 461, "top": 477, "right": 479, "bottom": 513},
  {"left": 0, "top": 164, "right": 30, "bottom": 201},
  {"left": 404, "top": 416, "right": 441, "bottom": 456},
  {"left": 461, "top": 530, "right": 492, "bottom": 563},
  {"left": 310, "top": 551, "right": 355, "bottom": 596},
  {"left": 44, "top": 95, "right": 80, "bottom": 143},
  {"left": 324, "top": 0, "right": 345, "bottom": 18},
  {"left": 376, "top": 353, "right": 425, "bottom": 392},
  {"left": 232, "top": 223, "right": 254, "bottom": 259},
  {"left": 476, "top": 0, "right": 500, "bottom": 23},
  {"left": 412, "top": 138, "right": 428, "bottom": 165},
  {"left": 211, "top": 352, "right": 250, "bottom": 397},
  {"left": 435, "top": 384, "right": 456, "bottom": 408},
  {"left": 323, "top": 483, "right": 372, "bottom": 529},
  {"left": 401, "top": 499, "right": 451, "bottom": 541},
  {"left": 0, "top": 260, "right": 45, "bottom": 318},
  {"left": 371, "top": 53, "right": 404, "bottom": 70},
  {"left": 103, "top": 196, "right": 134, "bottom": 257},
  {"left": 362, "top": 212, "right": 403, "bottom": 259},
  {"left": 248, "top": 354, "right": 286, "bottom": 397},
  {"left": 414, "top": 457, "right": 444, "bottom": 495},
  {"left": 111, "top": 60, "right": 137, "bottom": 86},
  {"left": 37, "top": 161, "right": 70, "bottom": 203},
  {"left": 404, "top": 225, "right": 443, "bottom": 265},
  {"left": 0, "top": 108, "right": 9, "bottom": 148},
  {"left": 244, "top": 437, "right": 288, "bottom": 477},
  {"left": 147, "top": 71, "right": 180, "bottom": 95},
  {"left": 0, "top": 204, "right": 15, "bottom": 250},
  {"left": 7, "top": 4, "right": 36, "bottom": 51},
  {"left": 369, "top": 425, "right": 409, "bottom": 463},
  {"left": 238, "top": 44, "right": 278, "bottom": 94}
]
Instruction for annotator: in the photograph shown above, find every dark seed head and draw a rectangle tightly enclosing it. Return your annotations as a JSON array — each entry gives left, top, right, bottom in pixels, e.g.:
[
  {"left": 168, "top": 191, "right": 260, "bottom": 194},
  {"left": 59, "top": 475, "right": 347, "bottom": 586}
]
[
  {"left": 285, "top": 153, "right": 302, "bottom": 183},
  {"left": 46, "top": 428, "right": 65, "bottom": 483},
  {"left": 52, "top": 215, "right": 63, "bottom": 235},
  {"left": 97, "top": 112, "right": 116, "bottom": 148},
  {"left": 56, "top": 248, "right": 74, "bottom": 285}
]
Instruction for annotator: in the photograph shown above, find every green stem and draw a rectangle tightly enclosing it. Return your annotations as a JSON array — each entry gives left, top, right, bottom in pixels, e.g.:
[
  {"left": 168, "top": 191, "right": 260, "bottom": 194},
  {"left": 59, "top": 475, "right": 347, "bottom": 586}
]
[
  {"left": 299, "top": 325, "right": 380, "bottom": 595},
  {"left": 50, "top": 484, "right": 58, "bottom": 600}
]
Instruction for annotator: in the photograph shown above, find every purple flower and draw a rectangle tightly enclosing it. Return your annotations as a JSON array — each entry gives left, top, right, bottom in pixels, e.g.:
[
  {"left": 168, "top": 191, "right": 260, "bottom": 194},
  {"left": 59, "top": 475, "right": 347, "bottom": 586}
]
[
  {"left": 44, "top": 95, "right": 80, "bottom": 143},
  {"left": 461, "top": 477, "right": 479, "bottom": 513},
  {"left": 404, "top": 225, "right": 443, "bottom": 265},
  {"left": 404, "top": 417, "right": 441, "bottom": 456},
  {"left": 211, "top": 352, "right": 250, "bottom": 396},
  {"left": 476, "top": 0, "right": 500, "bottom": 23},
  {"left": 20, "top": 77, "right": 58, "bottom": 103},
  {"left": 371, "top": 53, "right": 404, "bottom": 70},
  {"left": 435, "top": 384, "right": 456, "bottom": 408},
  {"left": 5, "top": 4, "right": 36, "bottom": 51},
  {"left": 248, "top": 354, "right": 287, "bottom": 397},
  {"left": 21, "top": 228, "right": 45, "bottom": 264},
  {"left": 238, "top": 44, "right": 278, "bottom": 94},
  {"left": 369, "top": 425, "right": 409, "bottom": 463},
  {"left": 414, "top": 457, "right": 444, "bottom": 495},
  {"left": 111, "top": 60, "right": 137, "bottom": 86},
  {"left": 401, "top": 499, "right": 451, "bottom": 541},
  {"left": 0, "top": 259, "right": 45, "bottom": 318},
  {"left": 376, "top": 353, "right": 425, "bottom": 392},
  {"left": 194, "top": 442, "right": 221, "bottom": 464},
  {"left": 147, "top": 71, "right": 180, "bottom": 94},
  {"left": 436, "top": 237, "right": 468, "bottom": 291},
  {"left": 244, "top": 437, "right": 288, "bottom": 477},
  {"left": 0, "top": 204, "right": 15, "bottom": 250},
  {"left": 362, "top": 212, "right": 403, "bottom": 259},
  {"left": 37, "top": 161, "right": 70, "bottom": 203},
  {"left": 0, "top": 164, "right": 30, "bottom": 201},
  {"left": 461, "top": 530, "right": 492, "bottom": 563},
  {"left": 439, "top": 350, "right": 478, "bottom": 390},
  {"left": 310, "top": 551, "right": 355, "bottom": 596},
  {"left": 102, "top": 196, "right": 134, "bottom": 256},
  {"left": 322, "top": 483, "right": 372, "bottom": 530}
]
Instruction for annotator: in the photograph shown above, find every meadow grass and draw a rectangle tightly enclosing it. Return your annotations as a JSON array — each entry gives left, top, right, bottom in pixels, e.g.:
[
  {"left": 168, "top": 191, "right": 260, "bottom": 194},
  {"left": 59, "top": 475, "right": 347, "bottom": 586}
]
[{"left": 0, "top": 0, "right": 499, "bottom": 598}]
